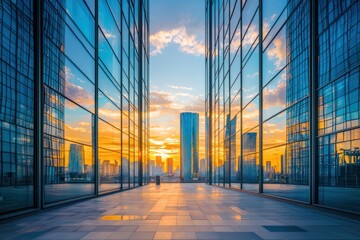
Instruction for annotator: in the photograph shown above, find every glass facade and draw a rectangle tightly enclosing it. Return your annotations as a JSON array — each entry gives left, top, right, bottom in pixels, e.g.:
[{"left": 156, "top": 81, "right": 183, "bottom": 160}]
[
  {"left": 317, "top": 0, "right": 360, "bottom": 212},
  {"left": 205, "top": 0, "right": 360, "bottom": 213},
  {"left": 0, "top": 0, "right": 149, "bottom": 216},
  {"left": 0, "top": 0, "right": 35, "bottom": 213}
]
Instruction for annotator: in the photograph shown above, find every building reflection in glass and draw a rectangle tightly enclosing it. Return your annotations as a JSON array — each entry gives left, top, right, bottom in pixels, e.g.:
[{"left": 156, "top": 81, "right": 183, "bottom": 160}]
[
  {"left": 43, "top": 0, "right": 96, "bottom": 204},
  {"left": 0, "top": 0, "right": 149, "bottom": 216},
  {"left": 0, "top": 0, "right": 35, "bottom": 214},
  {"left": 205, "top": 0, "right": 359, "bottom": 213},
  {"left": 317, "top": 0, "right": 360, "bottom": 212}
]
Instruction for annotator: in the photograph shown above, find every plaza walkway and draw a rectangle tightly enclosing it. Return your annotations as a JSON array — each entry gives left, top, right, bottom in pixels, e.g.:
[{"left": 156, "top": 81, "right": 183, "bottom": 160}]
[{"left": 1, "top": 183, "right": 360, "bottom": 239}]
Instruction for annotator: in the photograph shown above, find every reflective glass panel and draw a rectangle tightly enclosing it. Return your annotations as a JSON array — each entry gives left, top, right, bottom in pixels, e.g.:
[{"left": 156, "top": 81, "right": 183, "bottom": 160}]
[
  {"left": 98, "top": 92, "right": 121, "bottom": 129},
  {"left": 64, "top": 58, "right": 95, "bottom": 113},
  {"left": 262, "top": 0, "right": 287, "bottom": 38},
  {"left": 65, "top": 26, "right": 95, "bottom": 81},
  {"left": 263, "top": 68, "right": 287, "bottom": 120},
  {"left": 64, "top": 100, "right": 93, "bottom": 146},
  {"left": 98, "top": 66, "right": 121, "bottom": 108},
  {"left": 98, "top": 119, "right": 121, "bottom": 152},
  {"left": 263, "top": 112, "right": 286, "bottom": 150},
  {"left": 99, "top": 0, "right": 120, "bottom": 59},
  {"left": 66, "top": 0, "right": 95, "bottom": 45},
  {"left": 98, "top": 29, "right": 120, "bottom": 82},
  {"left": 263, "top": 26, "right": 286, "bottom": 85},
  {"left": 99, "top": 148, "right": 121, "bottom": 192},
  {"left": 242, "top": 96, "right": 259, "bottom": 132},
  {"left": 242, "top": 47, "right": 259, "bottom": 106},
  {"left": 44, "top": 140, "right": 94, "bottom": 204}
]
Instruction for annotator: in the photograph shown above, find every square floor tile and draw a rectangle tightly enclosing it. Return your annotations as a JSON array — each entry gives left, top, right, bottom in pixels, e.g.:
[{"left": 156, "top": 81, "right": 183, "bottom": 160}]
[
  {"left": 130, "top": 231, "right": 155, "bottom": 239},
  {"left": 263, "top": 225, "right": 307, "bottom": 232},
  {"left": 107, "top": 232, "right": 133, "bottom": 240},
  {"left": 172, "top": 232, "right": 196, "bottom": 239},
  {"left": 154, "top": 231, "right": 172, "bottom": 239}
]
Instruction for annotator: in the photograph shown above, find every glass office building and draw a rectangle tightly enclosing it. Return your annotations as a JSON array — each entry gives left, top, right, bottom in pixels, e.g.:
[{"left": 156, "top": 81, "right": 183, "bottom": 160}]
[
  {"left": 0, "top": 0, "right": 149, "bottom": 217},
  {"left": 205, "top": 0, "right": 360, "bottom": 213},
  {"left": 180, "top": 112, "right": 200, "bottom": 182}
]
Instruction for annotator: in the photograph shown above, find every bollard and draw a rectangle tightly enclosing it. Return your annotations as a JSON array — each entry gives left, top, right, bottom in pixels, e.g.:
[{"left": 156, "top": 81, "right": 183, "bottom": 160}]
[{"left": 156, "top": 175, "right": 160, "bottom": 185}]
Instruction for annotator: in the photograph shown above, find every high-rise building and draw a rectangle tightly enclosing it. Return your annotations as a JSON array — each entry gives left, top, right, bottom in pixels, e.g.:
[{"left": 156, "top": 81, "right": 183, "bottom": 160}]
[
  {"left": 199, "top": 158, "right": 207, "bottom": 178},
  {"left": 0, "top": 0, "right": 149, "bottom": 218},
  {"left": 180, "top": 112, "right": 199, "bottom": 182},
  {"left": 166, "top": 158, "right": 174, "bottom": 174},
  {"left": 155, "top": 156, "right": 162, "bottom": 167},
  {"left": 205, "top": 0, "right": 360, "bottom": 213},
  {"left": 68, "top": 144, "right": 85, "bottom": 174},
  {"left": 149, "top": 160, "right": 155, "bottom": 176},
  {"left": 102, "top": 160, "right": 111, "bottom": 176}
]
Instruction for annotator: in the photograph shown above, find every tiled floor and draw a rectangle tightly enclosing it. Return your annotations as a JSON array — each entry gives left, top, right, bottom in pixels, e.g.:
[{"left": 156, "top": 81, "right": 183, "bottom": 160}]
[{"left": 1, "top": 183, "right": 360, "bottom": 239}]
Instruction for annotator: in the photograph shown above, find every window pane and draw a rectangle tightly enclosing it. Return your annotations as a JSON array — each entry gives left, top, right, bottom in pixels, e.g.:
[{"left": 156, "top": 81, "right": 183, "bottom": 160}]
[
  {"left": 66, "top": 0, "right": 95, "bottom": 45},
  {"left": 263, "top": 69, "right": 287, "bottom": 120},
  {"left": 64, "top": 100, "right": 93, "bottom": 146},
  {"left": 263, "top": 26, "right": 286, "bottom": 85},
  {"left": 65, "top": 58, "right": 95, "bottom": 113},
  {"left": 242, "top": 96, "right": 259, "bottom": 132},
  {"left": 65, "top": 26, "right": 95, "bottom": 81},
  {"left": 263, "top": 112, "right": 286, "bottom": 149},
  {"left": 99, "top": 148, "right": 120, "bottom": 192},
  {"left": 98, "top": 92, "right": 121, "bottom": 129},
  {"left": 242, "top": 47, "right": 259, "bottom": 106}
]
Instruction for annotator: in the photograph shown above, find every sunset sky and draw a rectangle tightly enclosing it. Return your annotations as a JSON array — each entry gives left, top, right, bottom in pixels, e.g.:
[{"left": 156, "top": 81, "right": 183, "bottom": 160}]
[{"left": 149, "top": 0, "right": 205, "bottom": 167}]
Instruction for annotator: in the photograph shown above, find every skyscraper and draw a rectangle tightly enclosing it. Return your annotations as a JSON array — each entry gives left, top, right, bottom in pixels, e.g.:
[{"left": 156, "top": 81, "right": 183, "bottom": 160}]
[
  {"left": 68, "top": 144, "right": 85, "bottom": 174},
  {"left": 0, "top": 0, "right": 149, "bottom": 217},
  {"left": 205, "top": 0, "right": 360, "bottom": 214},
  {"left": 149, "top": 160, "right": 155, "bottom": 176},
  {"left": 180, "top": 112, "right": 199, "bottom": 182},
  {"left": 166, "top": 158, "right": 173, "bottom": 174},
  {"left": 199, "top": 158, "right": 207, "bottom": 178},
  {"left": 155, "top": 156, "right": 162, "bottom": 167}
]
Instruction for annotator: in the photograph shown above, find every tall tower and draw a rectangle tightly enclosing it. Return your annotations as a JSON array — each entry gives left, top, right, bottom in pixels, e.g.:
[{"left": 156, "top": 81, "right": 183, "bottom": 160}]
[
  {"left": 68, "top": 144, "right": 85, "bottom": 174},
  {"left": 166, "top": 158, "right": 174, "bottom": 174},
  {"left": 180, "top": 112, "right": 199, "bottom": 182},
  {"left": 155, "top": 156, "right": 162, "bottom": 167}
]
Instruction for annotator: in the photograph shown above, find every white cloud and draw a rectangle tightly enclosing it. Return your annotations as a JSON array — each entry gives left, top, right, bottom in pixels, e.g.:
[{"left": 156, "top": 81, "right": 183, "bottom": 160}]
[
  {"left": 242, "top": 25, "right": 258, "bottom": 46},
  {"left": 150, "top": 27, "right": 204, "bottom": 56},
  {"left": 266, "top": 35, "right": 286, "bottom": 69},
  {"left": 170, "top": 85, "right": 193, "bottom": 91}
]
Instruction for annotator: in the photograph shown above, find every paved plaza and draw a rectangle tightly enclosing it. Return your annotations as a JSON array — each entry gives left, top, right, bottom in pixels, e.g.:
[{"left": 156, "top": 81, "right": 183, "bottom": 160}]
[{"left": 1, "top": 183, "right": 360, "bottom": 239}]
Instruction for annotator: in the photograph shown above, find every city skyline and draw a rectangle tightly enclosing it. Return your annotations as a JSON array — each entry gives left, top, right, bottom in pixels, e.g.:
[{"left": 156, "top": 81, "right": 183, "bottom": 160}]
[
  {"left": 149, "top": 0, "right": 206, "bottom": 166},
  {"left": 0, "top": 0, "right": 359, "bottom": 224}
]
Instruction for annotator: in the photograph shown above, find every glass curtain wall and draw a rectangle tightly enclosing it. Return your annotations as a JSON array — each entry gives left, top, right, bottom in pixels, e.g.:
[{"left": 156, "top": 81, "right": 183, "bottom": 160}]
[
  {"left": 206, "top": 0, "right": 360, "bottom": 213},
  {"left": 262, "top": 0, "right": 310, "bottom": 202},
  {"left": 43, "top": 0, "right": 96, "bottom": 204},
  {"left": 0, "top": 0, "right": 35, "bottom": 214},
  {"left": 317, "top": 0, "right": 360, "bottom": 212},
  {"left": 0, "top": 0, "right": 149, "bottom": 216},
  {"left": 43, "top": 0, "right": 149, "bottom": 203},
  {"left": 98, "top": 0, "right": 121, "bottom": 192}
]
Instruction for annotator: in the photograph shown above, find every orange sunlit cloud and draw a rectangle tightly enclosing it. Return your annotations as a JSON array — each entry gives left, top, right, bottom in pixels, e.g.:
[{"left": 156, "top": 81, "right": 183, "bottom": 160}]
[{"left": 149, "top": 88, "right": 205, "bottom": 165}]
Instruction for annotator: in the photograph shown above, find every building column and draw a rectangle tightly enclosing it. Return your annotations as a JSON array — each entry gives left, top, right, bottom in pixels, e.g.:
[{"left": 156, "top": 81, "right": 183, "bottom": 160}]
[
  {"left": 207, "top": 0, "right": 213, "bottom": 185},
  {"left": 310, "top": 0, "right": 318, "bottom": 205},
  {"left": 34, "top": 0, "right": 44, "bottom": 209},
  {"left": 259, "top": 0, "right": 264, "bottom": 194},
  {"left": 138, "top": 0, "right": 144, "bottom": 186},
  {"left": 94, "top": 0, "right": 99, "bottom": 195}
]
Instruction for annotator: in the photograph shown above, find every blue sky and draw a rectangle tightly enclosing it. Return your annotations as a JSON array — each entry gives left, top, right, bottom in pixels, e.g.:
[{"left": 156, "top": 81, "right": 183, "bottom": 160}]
[{"left": 149, "top": 0, "right": 205, "bottom": 164}]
